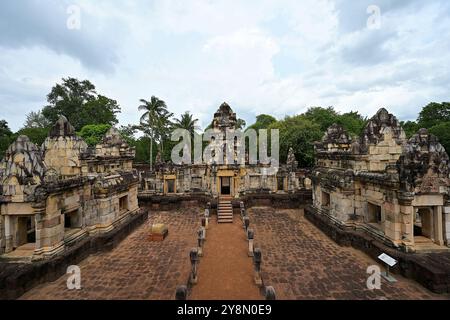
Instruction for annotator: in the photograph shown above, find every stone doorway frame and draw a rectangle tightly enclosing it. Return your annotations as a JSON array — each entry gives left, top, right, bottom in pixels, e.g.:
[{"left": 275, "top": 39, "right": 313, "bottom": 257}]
[
  {"left": 217, "top": 170, "right": 235, "bottom": 197},
  {"left": 413, "top": 206, "right": 444, "bottom": 246},
  {"left": 220, "top": 177, "right": 231, "bottom": 195}
]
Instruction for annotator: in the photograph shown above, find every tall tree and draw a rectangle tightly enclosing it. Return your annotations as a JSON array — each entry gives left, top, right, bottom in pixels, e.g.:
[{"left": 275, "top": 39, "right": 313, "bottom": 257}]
[
  {"left": 303, "top": 106, "right": 339, "bottom": 132},
  {"left": 268, "top": 115, "right": 322, "bottom": 167},
  {"left": 23, "top": 111, "right": 51, "bottom": 129},
  {"left": 417, "top": 102, "right": 450, "bottom": 129},
  {"left": 335, "top": 111, "right": 367, "bottom": 137},
  {"left": 429, "top": 122, "right": 450, "bottom": 155},
  {"left": 174, "top": 111, "right": 200, "bottom": 135},
  {"left": 400, "top": 120, "right": 420, "bottom": 138},
  {"left": 42, "top": 77, "right": 120, "bottom": 131},
  {"left": 138, "top": 96, "right": 171, "bottom": 170},
  {"left": 155, "top": 110, "right": 174, "bottom": 160},
  {"left": 0, "top": 120, "right": 13, "bottom": 159},
  {"left": 14, "top": 127, "right": 49, "bottom": 146},
  {"left": 235, "top": 118, "right": 247, "bottom": 130},
  {"left": 78, "top": 124, "right": 112, "bottom": 146},
  {"left": 247, "top": 114, "right": 277, "bottom": 131}
]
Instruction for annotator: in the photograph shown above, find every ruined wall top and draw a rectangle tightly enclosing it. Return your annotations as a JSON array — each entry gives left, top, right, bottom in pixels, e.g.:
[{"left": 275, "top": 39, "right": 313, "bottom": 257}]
[
  {"left": 286, "top": 147, "right": 298, "bottom": 169},
  {"left": 49, "top": 115, "right": 76, "bottom": 138},
  {"left": 360, "top": 108, "right": 405, "bottom": 153},
  {"left": 0, "top": 136, "right": 46, "bottom": 195},
  {"left": 398, "top": 128, "right": 450, "bottom": 193},
  {"left": 315, "top": 124, "right": 353, "bottom": 153},
  {"left": 42, "top": 117, "right": 88, "bottom": 177},
  {"left": 95, "top": 127, "right": 135, "bottom": 158},
  {"left": 212, "top": 102, "right": 237, "bottom": 131}
]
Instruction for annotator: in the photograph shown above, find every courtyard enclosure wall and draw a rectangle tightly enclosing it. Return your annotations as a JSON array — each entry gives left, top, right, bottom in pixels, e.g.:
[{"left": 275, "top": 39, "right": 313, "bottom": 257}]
[{"left": 0, "top": 116, "right": 141, "bottom": 261}]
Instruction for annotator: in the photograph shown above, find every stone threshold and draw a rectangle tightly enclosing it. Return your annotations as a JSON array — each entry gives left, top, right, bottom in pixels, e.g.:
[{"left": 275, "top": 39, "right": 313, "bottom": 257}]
[
  {"left": 305, "top": 206, "right": 450, "bottom": 294},
  {"left": 0, "top": 209, "right": 148, "bottom": 300}
]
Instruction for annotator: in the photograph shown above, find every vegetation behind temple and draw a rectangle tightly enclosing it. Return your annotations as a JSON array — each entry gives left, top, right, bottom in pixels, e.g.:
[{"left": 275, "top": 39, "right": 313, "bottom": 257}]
[{"left": 1, "top": 77, "right": 449, "bottom": 167}]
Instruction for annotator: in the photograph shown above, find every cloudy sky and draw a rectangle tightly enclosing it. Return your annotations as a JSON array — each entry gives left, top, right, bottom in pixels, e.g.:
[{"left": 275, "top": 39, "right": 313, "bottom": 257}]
[{"left": 1, "top": 0, "right": 449, "bottom": 131}]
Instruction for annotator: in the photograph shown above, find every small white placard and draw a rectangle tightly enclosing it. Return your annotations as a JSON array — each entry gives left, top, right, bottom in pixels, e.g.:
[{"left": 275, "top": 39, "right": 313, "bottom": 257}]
[{"left": 378, "top": 253, "right": 397, "bottom": 267}]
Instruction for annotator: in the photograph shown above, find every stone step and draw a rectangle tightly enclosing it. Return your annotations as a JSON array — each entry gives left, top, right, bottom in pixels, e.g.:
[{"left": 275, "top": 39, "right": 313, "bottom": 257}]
[
  {"left": 218, "top": 212, "right": 233, "bottom": 217},
  {"left": 217, "top": 198, "right": 234, "bottom": 224}
]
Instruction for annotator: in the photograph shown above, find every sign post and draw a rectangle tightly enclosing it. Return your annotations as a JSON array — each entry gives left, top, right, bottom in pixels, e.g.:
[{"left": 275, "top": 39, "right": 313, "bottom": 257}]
[{"left": 378, "top": 253, "right": 397, "bottom": 283}]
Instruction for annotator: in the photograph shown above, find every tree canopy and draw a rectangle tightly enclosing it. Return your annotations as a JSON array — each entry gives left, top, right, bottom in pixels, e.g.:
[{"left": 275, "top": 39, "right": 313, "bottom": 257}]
[
  {"left": 429, "top": 122, "right": 450, "bottom": 155},
  {"left": 247, "top": 114, "right": 277, "bottom": 131},
  {"left": 23, "top": 111, "right": 51, "bottom": 129},
  {"left": 398, "top": 102, "right": 450, "bottom": 153},
  {"left": 417, "top": 102, "right": 450, "bottom": 129},
  {"left": 400, "top": 120, "right": 420, "bottom": 138},
  {"left": 78, "top": 124, "right": 112, "bottom": 146},
  {"left": 269, "top": 115, "right": 323, "bottom": 167},
  {"left": 303, "top": 107, "right": 339, "bottom": 132},
  {"left": 14, "top": 127, "right": 49, "bottom": 146},
  {"left": 0, "top": 120, "right": 13, "bottom": 158},
  {"left": 41, "top": 77, "right": 120, "bottom": 131},
  {"left": 138, "top": 96, "right": 173, "bottom": 167}
]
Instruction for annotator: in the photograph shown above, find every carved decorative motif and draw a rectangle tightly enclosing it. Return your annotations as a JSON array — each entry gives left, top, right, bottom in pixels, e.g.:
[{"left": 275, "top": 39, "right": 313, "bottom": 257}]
[
  {"left": 49, "top": 115, "right": 76, "bottom": 138},
  {"left": 212, "top": 102, "right": 237, "bottom": 131},
  {"left": 397, "top": 128, "right": 449, "bottom": 193},
  {"left": 0, "top": 135, "right": 46, "bottom": 189},
  {"left": 360, "top": 108, "right": 405, "bottom": 153}
]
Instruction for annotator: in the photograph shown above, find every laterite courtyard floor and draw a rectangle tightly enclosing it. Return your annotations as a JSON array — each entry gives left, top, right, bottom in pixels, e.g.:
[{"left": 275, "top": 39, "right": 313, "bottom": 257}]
[{"left": 21, "top": 208, "right": 449, "bottom": 300}]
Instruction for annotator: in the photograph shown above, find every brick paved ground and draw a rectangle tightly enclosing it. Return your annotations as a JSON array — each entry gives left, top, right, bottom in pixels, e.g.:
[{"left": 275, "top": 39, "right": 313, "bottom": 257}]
[
  {"left": 21, "top": 209, "right": 200, "bottom": 300},
  {"left": 249, "top": 207, "right": 450, "bottom": 300},
  {"left": 19, "top": 207, "right": 450, "bottom": 300},
  {"left": 190, "top": 221, "right": 262, "bottom": 300}
]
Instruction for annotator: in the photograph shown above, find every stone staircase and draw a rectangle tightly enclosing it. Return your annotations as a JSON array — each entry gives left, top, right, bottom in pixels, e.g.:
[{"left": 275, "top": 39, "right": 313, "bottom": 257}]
[{"left": 218, "top": 196, "right": 234, "bottom": 223}]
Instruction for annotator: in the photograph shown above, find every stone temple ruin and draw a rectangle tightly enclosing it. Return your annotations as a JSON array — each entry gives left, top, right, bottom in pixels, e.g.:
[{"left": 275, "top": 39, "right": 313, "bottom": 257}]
[
  {"left": 139, "top": 103, "right": 311, "bottom": 212},
  {"left": 1, "top": 104, "right": 450, "bottom": 299},
  {"left": 309, "top": 108, "right": 450, "bottom": 252},
  {"left": 0, "top": 116, "right": 141, "bottom": 261}
]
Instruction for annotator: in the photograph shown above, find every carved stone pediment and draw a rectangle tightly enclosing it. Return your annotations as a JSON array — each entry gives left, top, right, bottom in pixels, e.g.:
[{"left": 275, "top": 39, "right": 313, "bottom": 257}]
[
  {"left": 360, "top": 108, "right": 405, "bottom": 153},
  {"left": 0, "top": 136, "right": 46, "bottom": 192},
  {"left": 397, "top": 128, "right": 449, "bottom": 193}
]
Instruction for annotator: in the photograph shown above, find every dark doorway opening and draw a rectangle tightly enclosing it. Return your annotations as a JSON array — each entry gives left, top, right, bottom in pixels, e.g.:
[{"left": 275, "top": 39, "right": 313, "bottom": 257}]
[
  {"left": 18, "top": 216, "right": 36, "bottom": 245},
  {"left": 414, "top": 208, "right": 433, "bottom": 239},
  {"left": 277, "top": 177, "right": 284, "bottom": 191},
  {"left": 221, "top": 177, "right": 231, "bottom": 195},
  {"left": 166, "top": 179, "right": 175, "bottom": 194}
]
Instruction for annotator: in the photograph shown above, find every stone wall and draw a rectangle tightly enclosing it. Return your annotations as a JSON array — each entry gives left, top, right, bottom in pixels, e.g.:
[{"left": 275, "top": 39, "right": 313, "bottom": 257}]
[
  {"left": 311, "top": 108, "right": 450, "bottom": 251},
  {"left": 0, "top": 116, "right": 141, "bottom": 260},
  {"left": 0, "top": 209, "right": 148, "bottom": 300},
  {"left": 305, "top": 206, "right": 450, "bottom": 294}
]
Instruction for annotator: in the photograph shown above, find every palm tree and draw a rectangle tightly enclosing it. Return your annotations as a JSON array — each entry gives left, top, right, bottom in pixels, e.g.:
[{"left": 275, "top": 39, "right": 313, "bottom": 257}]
[
  {"left": 155, "top": 110, "right": 174, "bottom": 158},
  {"left": 174, "top": 111, "right": 200, "bottom": 136},
  {"left": 138, "top": 96, "right": 171, "bottom": 171},
  {"left": 235, "top": 118, "right": 246, "bottom": 130}
]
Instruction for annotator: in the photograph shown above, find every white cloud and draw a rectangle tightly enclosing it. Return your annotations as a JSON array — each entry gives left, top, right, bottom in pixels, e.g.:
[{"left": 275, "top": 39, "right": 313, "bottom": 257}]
[{"left": 0, "top": 0, "right": 449, "bottom": 132}]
